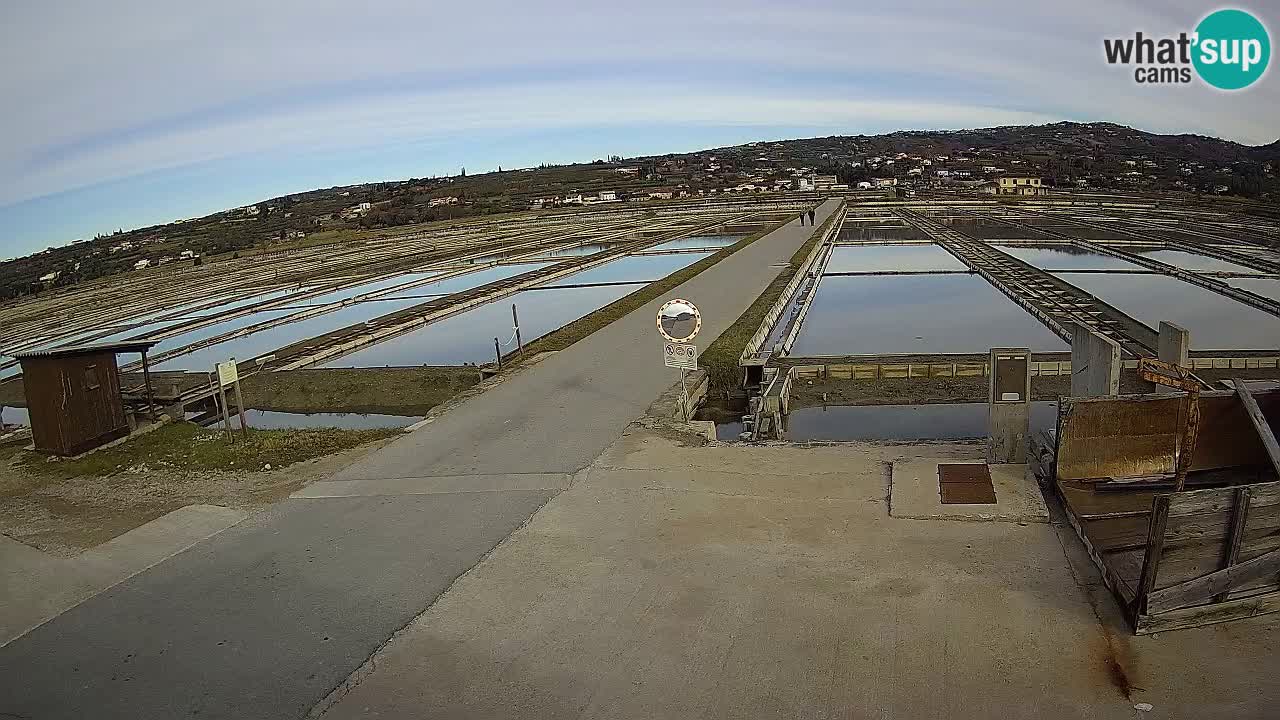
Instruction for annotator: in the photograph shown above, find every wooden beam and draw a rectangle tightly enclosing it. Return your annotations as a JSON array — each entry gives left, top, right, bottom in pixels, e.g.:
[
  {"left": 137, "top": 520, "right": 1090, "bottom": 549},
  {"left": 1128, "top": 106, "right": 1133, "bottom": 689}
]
[
  {"left": 1234, "top": 378, "right": 1280, "bottom": 480},
  {"left": 1215, "top": 486, "right": 1252, "bottom": 603},
  {"left": 1146, "top": 546, "right": 1280, "bottom": 614},
  {"left": 1136, "top": 589, "right": 1280, "bottom": 634},
  {"left": 1134, "top": 494, "right": 1171, "bottom": 622}
]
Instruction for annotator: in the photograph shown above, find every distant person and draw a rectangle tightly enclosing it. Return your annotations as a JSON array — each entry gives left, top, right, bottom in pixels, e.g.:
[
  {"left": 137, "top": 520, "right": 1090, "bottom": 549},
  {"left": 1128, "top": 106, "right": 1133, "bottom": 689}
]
[
  {"left": 798, "top": 212, "right": 805, "bottom": 226},
  {"left": 808, "top": 209, "right": 816, "bottom": 225}
]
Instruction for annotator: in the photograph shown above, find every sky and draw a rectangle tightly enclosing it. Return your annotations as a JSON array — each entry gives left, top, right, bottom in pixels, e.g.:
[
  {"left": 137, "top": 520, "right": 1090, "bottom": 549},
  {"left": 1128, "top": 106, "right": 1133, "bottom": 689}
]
[{"left": 2, "top": 0, "right": 1277, "bottom": 259}]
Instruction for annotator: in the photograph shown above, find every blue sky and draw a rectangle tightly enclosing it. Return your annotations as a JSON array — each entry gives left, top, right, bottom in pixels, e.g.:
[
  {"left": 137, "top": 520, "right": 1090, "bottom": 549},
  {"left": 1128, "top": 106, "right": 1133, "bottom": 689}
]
[{"left": 3, "top": 0, "right": 1277, "bottom": 259}]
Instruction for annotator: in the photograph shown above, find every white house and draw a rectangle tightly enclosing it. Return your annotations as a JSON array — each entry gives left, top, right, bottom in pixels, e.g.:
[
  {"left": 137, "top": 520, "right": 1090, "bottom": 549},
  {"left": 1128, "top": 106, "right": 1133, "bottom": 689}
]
[
  {"left": 856, "top": 181, "right": 872, "bottom": 190},
  {"left": 598, "top": 190, "right": 618, "bottom": 202},
  {"left": 133, "top": 259, "right": 151, "bottom": 270}
]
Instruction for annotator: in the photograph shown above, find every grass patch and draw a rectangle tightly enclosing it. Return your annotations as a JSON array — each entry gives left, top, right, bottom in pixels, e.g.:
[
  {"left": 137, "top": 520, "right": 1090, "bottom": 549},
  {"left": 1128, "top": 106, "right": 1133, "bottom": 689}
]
[
  {"left": 700, "top": 212, "right": 838, "bottom": 392},
  {"left": 511, "top": 217, "right": 791, "bottom": 359},
  {"left": 18, "top": 422, "right": 399, "bottom": 479},
  {"left": 241, "top": 367, "right": 482, "bottom": 416}
]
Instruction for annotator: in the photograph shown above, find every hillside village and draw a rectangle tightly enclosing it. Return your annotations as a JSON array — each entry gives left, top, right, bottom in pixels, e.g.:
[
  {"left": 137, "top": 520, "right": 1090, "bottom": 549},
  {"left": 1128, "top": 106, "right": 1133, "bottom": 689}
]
[{"left": 3, "top": 121, "right": 1277, "bottom": 302}]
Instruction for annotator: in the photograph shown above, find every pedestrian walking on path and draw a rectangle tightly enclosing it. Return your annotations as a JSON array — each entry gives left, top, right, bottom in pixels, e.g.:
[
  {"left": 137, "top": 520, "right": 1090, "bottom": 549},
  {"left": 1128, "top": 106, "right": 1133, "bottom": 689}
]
[
  {"left": 798, "top": 212, "right": 805, "bottom": 226},
  {"left": 808, "top": 209, "right": 816, "bottom": 226}
]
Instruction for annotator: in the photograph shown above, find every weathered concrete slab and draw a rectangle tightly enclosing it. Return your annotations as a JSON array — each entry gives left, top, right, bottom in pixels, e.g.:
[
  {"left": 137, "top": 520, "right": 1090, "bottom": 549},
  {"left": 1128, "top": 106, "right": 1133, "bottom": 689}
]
[
  {"left": 0, "top": 491, "right": 556, "bottom": 720},
  {"left": 292, "top": 472, "right": 573, "bottom": 498},
  {"left": 891, "top": 459, "right": 1049, "bottom": 522},
  {"left": 0, "top": 504, "right": 247, "bottom": 648},
  {"left": 0, "top": 203, "right": 843, "bottom": 720},
  {"left": 319, "top": 433, "right": 1210, "bottom": 720}
]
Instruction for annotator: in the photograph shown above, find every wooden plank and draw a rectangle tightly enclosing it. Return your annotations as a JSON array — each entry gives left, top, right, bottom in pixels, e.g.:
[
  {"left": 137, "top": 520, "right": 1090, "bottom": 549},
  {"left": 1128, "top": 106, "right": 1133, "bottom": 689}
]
[
  {"left": 1166, "top": 479, "right": 1280, "bottom": 517},
  {"left": 1137, "top": 589, "right": 1280, "bottom": 634},
  {"left": 1145, "top": 546, "right": 1280, "bottom": 614},
  {"left": 1215, "top": 486, "right": 1253, "bottom": 602},
  {"left": 1134, "top": 495, "right": 1171, "bottom": 620},
  {"left": 1235, "top": 378, "right": 1280, "bottom": 480}
]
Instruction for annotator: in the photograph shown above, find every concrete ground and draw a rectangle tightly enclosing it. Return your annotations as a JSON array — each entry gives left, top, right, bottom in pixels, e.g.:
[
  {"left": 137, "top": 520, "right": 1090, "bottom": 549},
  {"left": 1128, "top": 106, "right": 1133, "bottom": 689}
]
[
  {"left": 319, "top": 429, "right": 1280, "bottom": 720},
  {"left": 0, "top": 505, "right": 246, "bottom": 646},
  {"left": 0, "top": 200, "right": 841, "bottom": 719},
  {"left": 891, "top": 458, "right": 1049, "bottom": 522}
]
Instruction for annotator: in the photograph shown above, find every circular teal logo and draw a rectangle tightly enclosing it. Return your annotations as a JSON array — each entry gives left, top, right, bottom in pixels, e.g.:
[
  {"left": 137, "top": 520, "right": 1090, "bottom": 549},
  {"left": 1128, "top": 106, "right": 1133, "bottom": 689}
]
[{"left": 1193, "top": 9, "right": 1271, "bottom": 90}]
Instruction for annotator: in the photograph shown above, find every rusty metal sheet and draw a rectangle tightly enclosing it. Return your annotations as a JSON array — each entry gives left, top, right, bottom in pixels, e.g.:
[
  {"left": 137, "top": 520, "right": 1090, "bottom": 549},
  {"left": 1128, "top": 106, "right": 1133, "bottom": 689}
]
[
  {"left": 939, "top": 463, "right": 991, "bottom": 484},
  {"left": 938, "top": 463, "right": 996, "bottom": 504},
  {"left": 1057, "top": 391, "right": 1278, "bottom": 481},
  {"left": 940, "top": 482, "right": 997, "bottom": 504}
]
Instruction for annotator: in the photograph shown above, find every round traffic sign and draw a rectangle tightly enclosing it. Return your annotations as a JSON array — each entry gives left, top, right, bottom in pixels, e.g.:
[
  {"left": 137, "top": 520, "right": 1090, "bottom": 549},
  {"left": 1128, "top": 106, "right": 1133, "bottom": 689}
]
[{"left": 657, "top": 298, "right": 701, "bottom": 343}]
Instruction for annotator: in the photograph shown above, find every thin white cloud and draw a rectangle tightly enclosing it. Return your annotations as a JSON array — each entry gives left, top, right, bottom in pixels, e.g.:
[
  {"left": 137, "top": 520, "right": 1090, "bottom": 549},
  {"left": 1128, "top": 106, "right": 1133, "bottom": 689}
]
[{"left": 2, "top": 0, "right": 1276, "bottom": 208}]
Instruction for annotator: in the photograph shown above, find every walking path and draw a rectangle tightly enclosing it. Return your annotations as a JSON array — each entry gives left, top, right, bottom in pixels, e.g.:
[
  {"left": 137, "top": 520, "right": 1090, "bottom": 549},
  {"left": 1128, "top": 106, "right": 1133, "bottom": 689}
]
[{"left": 0, "top": 200, "right": 841, "bottom": 720}]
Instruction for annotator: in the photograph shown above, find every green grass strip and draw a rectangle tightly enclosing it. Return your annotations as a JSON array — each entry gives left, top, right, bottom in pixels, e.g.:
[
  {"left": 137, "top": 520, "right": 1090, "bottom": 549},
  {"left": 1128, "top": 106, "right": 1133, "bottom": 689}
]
[
  {"left": 700, "top": 211, "right": 837, "bottom": 392},
  {"left": 510, "top": 216, "right": 791, "bottom": 360}
]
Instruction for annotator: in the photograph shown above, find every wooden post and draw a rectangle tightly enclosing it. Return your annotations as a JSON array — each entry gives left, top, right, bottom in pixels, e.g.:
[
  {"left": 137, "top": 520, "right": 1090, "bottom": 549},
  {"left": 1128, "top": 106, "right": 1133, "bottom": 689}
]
[
  {"left": 216, "top": 375, "right": 234, "bottom": 443},
  {"left": 232, "top": 361, "right": 249, "bottom": 441},
  {"left": 1214, "top": 487, "right": 1252, "bottom": 603},
  {"left": 1174, "top": 392, "right": 1200, "bottom": 492},
  {"left": 1234, "top": 377, "right": 1280, "bottom": 479},
  {"left": 1134, "top": 494, "right": 1171, "bottom": 621},
  {"left": 140, "top": 349, "right": 158, "bottom": 422},
  {"left": 512, "top": 304, "right": 522, "bottom": 353},
  {"left": 494, "top": 338, "right": 503, "bottom": 370}
]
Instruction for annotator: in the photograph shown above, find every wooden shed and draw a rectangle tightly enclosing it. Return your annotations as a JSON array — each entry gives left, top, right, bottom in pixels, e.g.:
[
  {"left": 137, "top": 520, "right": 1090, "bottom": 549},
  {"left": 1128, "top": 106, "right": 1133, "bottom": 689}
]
[{"left": 14, "top": 340, "right": 159, "bottom": 456}]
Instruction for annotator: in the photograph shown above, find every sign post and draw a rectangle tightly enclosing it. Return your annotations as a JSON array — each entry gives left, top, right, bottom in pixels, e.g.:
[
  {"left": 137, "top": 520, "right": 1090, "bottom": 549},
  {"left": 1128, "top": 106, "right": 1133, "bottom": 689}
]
[
  {"left": 215, "top": 360, "right": 246, "bottom": 442},
  {"left": 657, "top": 298, "right": 702, "bottom": 421}
]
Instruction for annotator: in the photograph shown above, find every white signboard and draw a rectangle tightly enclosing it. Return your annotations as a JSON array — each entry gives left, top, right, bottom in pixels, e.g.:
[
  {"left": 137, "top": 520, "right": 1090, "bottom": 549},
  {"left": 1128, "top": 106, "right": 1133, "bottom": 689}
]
[
  {"left": 216, "top": 361, "right": 239, "bottom": 387},
  {"left": 664, "top": 342, "right": 698, "bottom": 370}
]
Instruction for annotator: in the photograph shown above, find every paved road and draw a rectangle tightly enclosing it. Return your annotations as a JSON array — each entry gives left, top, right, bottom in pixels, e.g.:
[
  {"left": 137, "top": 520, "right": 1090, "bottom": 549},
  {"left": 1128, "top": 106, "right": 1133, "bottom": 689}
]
[{"left": 0, "top": 199, "right": 841, "bottom": 720}]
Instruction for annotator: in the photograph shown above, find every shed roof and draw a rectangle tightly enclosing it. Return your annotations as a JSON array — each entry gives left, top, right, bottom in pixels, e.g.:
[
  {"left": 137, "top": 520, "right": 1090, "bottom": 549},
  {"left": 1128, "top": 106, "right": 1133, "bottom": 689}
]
[{"left": 13, "top": 340, "right": 160, "bottom": 360}]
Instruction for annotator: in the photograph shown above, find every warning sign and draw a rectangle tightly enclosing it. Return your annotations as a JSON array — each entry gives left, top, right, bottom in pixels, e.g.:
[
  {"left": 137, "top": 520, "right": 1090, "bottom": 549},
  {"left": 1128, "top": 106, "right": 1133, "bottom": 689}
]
[{"left": 663, "top": 342, "right": 698, "bottom": 370}]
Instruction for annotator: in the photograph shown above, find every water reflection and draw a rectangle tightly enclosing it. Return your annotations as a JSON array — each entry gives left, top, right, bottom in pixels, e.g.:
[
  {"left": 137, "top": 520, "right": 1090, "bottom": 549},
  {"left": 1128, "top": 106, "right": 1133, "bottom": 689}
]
[
  {"left": 0, "top": 405, "right": 29, "bottom": 427},
  {"left": 1055, "top": 272, "right": 1280, "bottom": 349},
  {"left": 542, "top": 252, "right": 711, "bottom": 286},
  {"left": 1132, "top": 249, "right": 1263, "bottom": 274},
  {"left": 837, "top": 225, "right": 923, "bottom": 242},
  {"left": 993, "top": 244, "right": 1140, "bottom": 271},
  {"left": 1228, "top": 278, "right": 1280, "bottom": 303},
  {"left": 648, "top": 235, "right": 741, "bottom": 251},
  {"left": 154, "top": 299, "right": 425, "bottom": 371},
  {"left": 323, "top": 283, "right": 645, "bottom": 367},
  {"left": 825, "top": 244, "right": 966, "bottom": 273},
  {"left": 791, "top": 274, "right": 1067, "bottom": 355},
  {"left": 785, "top": 401, "right": 1058, "bottom": 442}
]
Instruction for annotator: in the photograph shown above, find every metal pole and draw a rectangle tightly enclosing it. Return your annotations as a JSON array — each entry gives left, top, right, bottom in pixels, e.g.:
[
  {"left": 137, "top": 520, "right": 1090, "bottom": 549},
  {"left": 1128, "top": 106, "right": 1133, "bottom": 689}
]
[
  {"left": 494, "top": 338, "right": 503, "bottom": 370},
  {"left": 140, "top": 349, "right": 158, "bottom": 422},
  {"left": 512, "top": 303, "right": 522, "bottom": 353},
  {"left": 680, "top": 368, "right": 689, "bottom": 422}
]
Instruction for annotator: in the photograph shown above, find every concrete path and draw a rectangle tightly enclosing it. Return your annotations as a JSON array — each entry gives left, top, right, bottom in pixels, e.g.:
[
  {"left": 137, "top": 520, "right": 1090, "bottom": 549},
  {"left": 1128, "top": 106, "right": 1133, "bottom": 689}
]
[
  {"left": 0, "top": 200, "right": 840, "bottom": 720},
  {"left": 318, "top": 430, "right": 1280, "bottom": 720},
  {"left": 0, "top": 504, "right": 247, "bottom": 647}
]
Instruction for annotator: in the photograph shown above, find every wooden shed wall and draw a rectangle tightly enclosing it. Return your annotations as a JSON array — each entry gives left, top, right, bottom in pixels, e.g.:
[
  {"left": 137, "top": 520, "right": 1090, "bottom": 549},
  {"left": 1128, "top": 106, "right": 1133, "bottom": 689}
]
[{"left": 22, "top": 351, "right": 128, "bottom": 456}]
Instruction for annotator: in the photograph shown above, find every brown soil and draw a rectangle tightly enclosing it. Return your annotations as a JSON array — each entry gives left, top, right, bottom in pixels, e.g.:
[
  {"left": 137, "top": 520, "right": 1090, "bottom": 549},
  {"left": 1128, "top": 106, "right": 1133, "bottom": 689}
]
[
  {"left": 789, "top": 370, "right": 1158, "bottom": 409},
  {"left": 0, "top": 424, "right": 397, "bottom": 556}
]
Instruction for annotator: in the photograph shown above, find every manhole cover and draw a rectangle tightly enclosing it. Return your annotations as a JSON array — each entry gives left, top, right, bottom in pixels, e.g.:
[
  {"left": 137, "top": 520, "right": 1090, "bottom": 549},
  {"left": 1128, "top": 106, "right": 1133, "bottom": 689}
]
[{"left": 938, "top": 463, "right": 997, "bottom": 505}]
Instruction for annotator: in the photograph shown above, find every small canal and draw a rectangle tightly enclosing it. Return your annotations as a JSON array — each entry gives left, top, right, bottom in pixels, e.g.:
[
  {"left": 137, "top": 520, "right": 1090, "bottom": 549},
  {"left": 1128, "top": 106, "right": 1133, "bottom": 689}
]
[{"left": 711, "top": 401, "right": 1058, "bottom": 443}]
